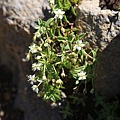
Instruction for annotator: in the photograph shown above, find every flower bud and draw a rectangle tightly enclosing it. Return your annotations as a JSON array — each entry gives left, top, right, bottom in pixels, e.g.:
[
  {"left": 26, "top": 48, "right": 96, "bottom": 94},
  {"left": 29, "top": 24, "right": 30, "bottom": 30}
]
[
  {"left": 61, "top": 27, "right": 65, "bottom": 33},
  {"left": 83, "top": 88, "right": 87, "bottom": 94},
  {"left": 42, "top": 75, "right": 47, "bottom": 80},
  {"left": 61, "top": 68, "right": 65, "bottom": 77},
  {"left": 72, "top": 58, "right": 77, "bottom": 64},
  {"left": 46, "top": 38, "right": 52, "bottom": 44},
  {"left": 35, "top": 31, "right": 41, "bottom": 38},
  {"left": 44, "top": 43, "right": 49, "bottom": 47},
  {"left": 90, "top": 88, "right": 94, "bottom": 94},
  {"left": 26, "top": 53, "right": 31, "bottom": 60},
  {"left": 56, "top": 79, "right": 63, "bottom": 84}
]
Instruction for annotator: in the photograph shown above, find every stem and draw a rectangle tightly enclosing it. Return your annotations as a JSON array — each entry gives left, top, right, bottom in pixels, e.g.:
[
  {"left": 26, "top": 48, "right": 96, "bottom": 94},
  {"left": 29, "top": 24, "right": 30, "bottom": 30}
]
[
  {"left": 53, "top": 65, "right": 59, "bottom": 79},
  {"left": 84, "top": 80, "right": 87, "bottom": 95},
  {"left": 82, "top": 50, "right": 94, "bottom": 60},
  {"left": 43, "top": 64, "right": 46, "bottom": 76}
]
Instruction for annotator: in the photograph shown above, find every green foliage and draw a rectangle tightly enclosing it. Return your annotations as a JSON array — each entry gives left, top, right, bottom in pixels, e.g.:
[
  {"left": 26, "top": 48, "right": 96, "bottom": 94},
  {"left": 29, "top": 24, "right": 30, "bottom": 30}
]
[
  {"left": 26, "top": 0, "right": 120, "bottom": 120},
  {"left": 27, "top": 0, "right": 97, "bottom": 103},
  {"left": 118, "top": 6, "right": 120, "bottom": 10},
  {"left": 93, "top": 94, "right": 120, "bottom": 120}
]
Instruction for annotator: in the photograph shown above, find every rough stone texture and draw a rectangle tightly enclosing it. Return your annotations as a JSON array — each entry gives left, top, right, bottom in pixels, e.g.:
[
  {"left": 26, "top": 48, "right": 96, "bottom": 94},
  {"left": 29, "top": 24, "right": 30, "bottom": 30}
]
[
  {"left": 99, "top": 0, "right": 120, "bottom": 10},
  {"left": 0, "top": 0, "right": 120, "bottom": 119},
  {"left": 0, "top": 0, "right": 62, "bottom": 120},
  {"left": 76, "top": 0, "right": 120, "bottom": 95},
  {"left": 0, "top": 0, "right": 51, "bottom": 33}
]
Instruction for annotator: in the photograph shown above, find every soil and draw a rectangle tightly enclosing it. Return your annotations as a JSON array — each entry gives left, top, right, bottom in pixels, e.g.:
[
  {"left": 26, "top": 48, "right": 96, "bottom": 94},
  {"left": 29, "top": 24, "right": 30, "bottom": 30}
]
[{"left": 0, "top": 66, "right": 24, "bottom": 120}]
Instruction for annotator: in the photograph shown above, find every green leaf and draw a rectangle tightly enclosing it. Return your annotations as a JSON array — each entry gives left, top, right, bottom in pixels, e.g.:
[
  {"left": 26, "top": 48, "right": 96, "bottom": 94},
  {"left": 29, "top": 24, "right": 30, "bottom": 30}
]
[
  {"left": 45, "top": 18, "right": 54, "bottom": 27},
  {"left": 56, "top": 0, "right": 63, "bottom": 8},
  {"left": 56, "top": 36, "right": 67, "bottom": 42},
  {"left": 71, "top": 6, "right": 76, "bottom": 16},
  {"left": 38, "top": 18, "right": 42, "bottom": 25},
  {"left": 54, "top": 93, "right": 61, "bottom": 100},
  {"left": 73, "top": 66, "right": 86, "bottom": 72},
  {"left": 88, "top": 114, "right": 94, "bottom": 120},
  {"left": 78, "top": 50, "right": 84, "bottom": 61},
  {"left": 50, "top": 95, "right": 56, "bottom": 102},
  {"left": 79, "top": 33, "right": 86, "bottom": 39},
  {"left": 65, "top": 43, "right": 70, "bottom": 50},
  {"left": 112, "top": 100, "right": 119, "bottom": 111},
  {"left": 118, "top": 6, "right": 120, "bottom": 10},
  {"left": 63, "top": 15, "right": 69, "bottom": 23},
  {"left": 63, "top": 0, "right": 71, "bottom": 10},
  {"left": 91, "top": 49, "right": 98, "bottom": 62},
  {"left": 49, "top": 29, "right": 54, "bottom": 37},
  {"left": 72, "top": 27, "right": 78, "bottom": 31},
  {"left": 75, "top": 35, "right": 79, "bottom": 41},
  {"left": 68, "top": 32, "right": 74, "bottom": 41},
  {"left": 91, "top": 49, "right": 98, "bottom": 58},
  {"left": 40, "top": 27, "right": 46, "bottom": 34},
  {"left": 107, "top": 116, "right": 112, "bottom": 120},
  {"left": 70, "top": 0, "right": 78, "bottom": 4}
]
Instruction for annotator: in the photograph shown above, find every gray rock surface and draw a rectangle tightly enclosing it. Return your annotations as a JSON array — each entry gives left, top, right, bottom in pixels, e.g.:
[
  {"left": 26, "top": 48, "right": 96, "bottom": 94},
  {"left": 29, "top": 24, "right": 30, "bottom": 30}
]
[
  {"left": 76, "top": 0, "right": 120, "bottom": 95},
  {"left": 1, "top": 0, "right": 51, "bottom": 33},
  {"left": 0, "top": 0, "right": 62, "bottom": 120},
  {"left": 0, "top": 0, "right": 120, "bottom": 119}
]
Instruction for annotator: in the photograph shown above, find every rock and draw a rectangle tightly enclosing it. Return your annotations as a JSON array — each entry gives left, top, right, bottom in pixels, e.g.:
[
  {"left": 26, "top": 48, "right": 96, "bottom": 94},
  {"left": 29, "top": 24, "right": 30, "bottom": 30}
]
[
  {"left": 0, "top": 0, "right": 51, "bottom": 33},
  {"left": 99, "top": 0, "right": 120, "bottom": 11},
  {"left": 76, "top": 0, "right": 120, "bottom": 95},
  {"left": 0, "top": 0, "right": 62, "bottom": 120}
]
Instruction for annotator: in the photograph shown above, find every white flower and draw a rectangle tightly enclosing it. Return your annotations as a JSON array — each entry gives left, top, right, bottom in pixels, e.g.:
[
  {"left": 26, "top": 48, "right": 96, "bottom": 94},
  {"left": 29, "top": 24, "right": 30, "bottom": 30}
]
[
  {"left": 77, "top": 71, "right": 86, "bottom": 80},
  {"left": 54, "top": 9, "right": 65, "bottom": 19},
  {"left": 32, "top": 63, "right": 41, "bottom": 71},
  {"left": 35, "top": 55, "right": 41, "bottom": 60},
  {"left": 49, "top": 0, "right": 54, "bottom": 4},
  {"left": 74, "top": 40, "right": 85, "bottom": 51},
  {"left": 32, "top": 85, "right": 39, "bottom": 93},
  {"left": 28, "top": 74, "right": 36, "bottom": 85},
  {"left": 29, "top": 43, "right": 38, "bottom": 53}
]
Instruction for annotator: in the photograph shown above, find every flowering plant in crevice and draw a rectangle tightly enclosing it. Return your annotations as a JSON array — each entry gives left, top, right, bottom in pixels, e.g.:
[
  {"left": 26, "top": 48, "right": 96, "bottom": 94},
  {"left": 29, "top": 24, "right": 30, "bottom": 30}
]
[{"left": 26, "top": 0, "right": 97, "bottom": 102}]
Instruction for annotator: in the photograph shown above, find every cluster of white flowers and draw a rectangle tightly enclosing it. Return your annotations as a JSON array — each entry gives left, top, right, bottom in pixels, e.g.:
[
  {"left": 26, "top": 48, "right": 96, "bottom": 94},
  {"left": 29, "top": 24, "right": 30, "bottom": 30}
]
[
  {"left": 77, "top": 71, "right": 86, "bottom": 80},
  {"left": 27, "top": 74, "right": 45, "bottom": 93},
  {"left": 74, "top": 40, "right": 86, "bottom": 51},
  {"left": 32, "top": 63, "right": 42, "bottom": 71},
  {"left": 54, "top": 9, "right": 65, "bottom": 19}
]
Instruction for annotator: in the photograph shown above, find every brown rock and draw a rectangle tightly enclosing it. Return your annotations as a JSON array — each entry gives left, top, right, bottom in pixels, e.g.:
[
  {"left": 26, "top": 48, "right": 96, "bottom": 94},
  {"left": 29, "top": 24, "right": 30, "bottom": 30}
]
[{"left": 99, "top": 0, "right": 120, "bottom": 10}]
